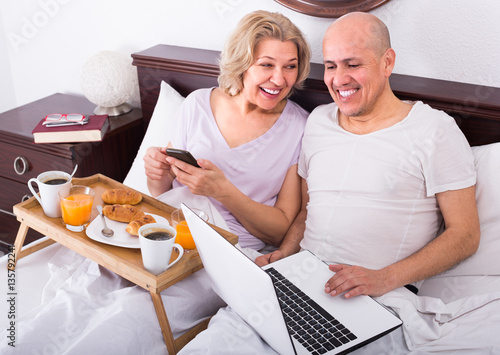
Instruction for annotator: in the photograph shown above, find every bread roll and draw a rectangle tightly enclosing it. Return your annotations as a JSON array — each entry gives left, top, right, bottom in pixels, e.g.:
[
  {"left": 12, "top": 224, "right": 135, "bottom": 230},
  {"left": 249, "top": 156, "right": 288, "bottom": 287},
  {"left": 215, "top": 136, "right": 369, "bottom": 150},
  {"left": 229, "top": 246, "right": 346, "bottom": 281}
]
[
  {"left": 102, "top": 204, "right": 145, "bottom": 223},
  {"left": 102, "top": 189, "right": 142, "bottom": 205},
  {"left": 126, "top": 215, "right": 157, "bottom": 235}
]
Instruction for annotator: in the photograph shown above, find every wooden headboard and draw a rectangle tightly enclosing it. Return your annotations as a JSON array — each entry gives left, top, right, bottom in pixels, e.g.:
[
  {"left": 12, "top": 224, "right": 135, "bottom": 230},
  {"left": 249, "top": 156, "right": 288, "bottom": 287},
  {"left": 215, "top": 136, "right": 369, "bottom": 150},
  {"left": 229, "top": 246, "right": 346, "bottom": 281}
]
[{"left": 132, "top": 44, "right": 500, "bottom": 147}]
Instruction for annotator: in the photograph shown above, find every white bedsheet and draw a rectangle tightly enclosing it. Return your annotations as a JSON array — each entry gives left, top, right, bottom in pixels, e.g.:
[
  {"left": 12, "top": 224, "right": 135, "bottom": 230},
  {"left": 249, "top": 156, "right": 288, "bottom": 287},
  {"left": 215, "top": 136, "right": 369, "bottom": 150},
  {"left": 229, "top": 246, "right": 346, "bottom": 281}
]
[
  {"left": 377, "top": 287, "right": 500, "bottom": 353},
  {"left": 0, "top": 241, "right": 226, "bottom": 354},
  {"left": 3, "top": 240, "right": 500, "bottom": 355}
]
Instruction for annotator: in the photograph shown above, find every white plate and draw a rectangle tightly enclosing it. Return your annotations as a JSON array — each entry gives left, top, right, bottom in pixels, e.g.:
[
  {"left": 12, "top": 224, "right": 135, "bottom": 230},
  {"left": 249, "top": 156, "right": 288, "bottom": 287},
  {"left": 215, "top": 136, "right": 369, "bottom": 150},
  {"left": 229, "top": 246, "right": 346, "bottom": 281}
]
[{"left": 86, "top": 213, "right": 169, "bottom": 249}]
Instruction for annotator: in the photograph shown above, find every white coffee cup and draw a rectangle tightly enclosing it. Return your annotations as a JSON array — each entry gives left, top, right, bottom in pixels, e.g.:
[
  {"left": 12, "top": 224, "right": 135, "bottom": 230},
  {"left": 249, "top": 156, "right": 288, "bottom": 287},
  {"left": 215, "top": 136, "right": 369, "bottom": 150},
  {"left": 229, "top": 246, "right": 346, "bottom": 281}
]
[
  {"left": 27, "top": 171, "right": 72, "bottom": 218},
  {"left": 139, "top": 223, "right": 184, "bottom": 275}
]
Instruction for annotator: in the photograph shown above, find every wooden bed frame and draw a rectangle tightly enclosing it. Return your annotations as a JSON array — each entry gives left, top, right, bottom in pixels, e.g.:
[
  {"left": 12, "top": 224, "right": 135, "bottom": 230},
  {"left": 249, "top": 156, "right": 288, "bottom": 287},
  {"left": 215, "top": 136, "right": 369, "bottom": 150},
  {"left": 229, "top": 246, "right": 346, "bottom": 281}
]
[{"left": 132, "top": 44, "right": 500, "bottom": 147}]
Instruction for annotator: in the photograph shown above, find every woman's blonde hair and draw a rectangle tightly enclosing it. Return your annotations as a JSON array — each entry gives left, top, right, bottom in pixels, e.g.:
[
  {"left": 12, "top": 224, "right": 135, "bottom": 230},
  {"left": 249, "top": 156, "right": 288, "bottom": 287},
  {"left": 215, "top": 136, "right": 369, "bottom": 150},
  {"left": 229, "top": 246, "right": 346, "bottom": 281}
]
[{"left": 218, "top": 10, "right": 311, "bottom": 97}]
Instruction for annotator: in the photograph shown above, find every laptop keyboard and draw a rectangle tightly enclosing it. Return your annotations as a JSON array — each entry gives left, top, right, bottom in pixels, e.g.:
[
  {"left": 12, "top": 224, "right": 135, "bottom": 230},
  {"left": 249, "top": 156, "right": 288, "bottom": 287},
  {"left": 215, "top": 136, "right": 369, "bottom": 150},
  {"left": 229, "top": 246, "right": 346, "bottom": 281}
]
[{"left": 265, "top": 267, "right": 357, "bottom": 354}]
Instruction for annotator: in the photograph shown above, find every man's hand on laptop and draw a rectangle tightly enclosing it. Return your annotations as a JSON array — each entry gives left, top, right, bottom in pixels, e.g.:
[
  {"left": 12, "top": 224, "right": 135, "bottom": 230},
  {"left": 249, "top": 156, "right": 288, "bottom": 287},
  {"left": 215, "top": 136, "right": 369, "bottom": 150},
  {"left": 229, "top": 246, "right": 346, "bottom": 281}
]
[
  {"left": 255, "top": 250, "right": 286, "bottom": 266},
  {"left": 324, "top": 264, "right": 391, "bottom": 299}
]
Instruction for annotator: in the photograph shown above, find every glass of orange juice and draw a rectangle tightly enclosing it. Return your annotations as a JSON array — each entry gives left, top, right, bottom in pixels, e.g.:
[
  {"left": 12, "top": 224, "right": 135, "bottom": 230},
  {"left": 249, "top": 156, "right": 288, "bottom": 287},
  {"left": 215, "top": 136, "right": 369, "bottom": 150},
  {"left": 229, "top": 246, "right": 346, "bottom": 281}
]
[
  {"left": 59, "top": 185, "right": 95, "bottom": 232},
  {"left": 171, "top": 208, "right": 209, "bottom": 249}
]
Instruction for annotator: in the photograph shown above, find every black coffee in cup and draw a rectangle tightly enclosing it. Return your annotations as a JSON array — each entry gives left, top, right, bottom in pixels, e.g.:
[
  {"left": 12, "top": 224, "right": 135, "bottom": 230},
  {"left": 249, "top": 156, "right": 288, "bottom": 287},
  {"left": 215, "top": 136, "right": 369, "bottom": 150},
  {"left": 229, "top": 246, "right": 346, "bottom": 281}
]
[
  {"left": 145, "top": 231, "right": 174, "bottom": 241},
  {"left": 43, "top": 178, "right": 69, "bottom": 185}
]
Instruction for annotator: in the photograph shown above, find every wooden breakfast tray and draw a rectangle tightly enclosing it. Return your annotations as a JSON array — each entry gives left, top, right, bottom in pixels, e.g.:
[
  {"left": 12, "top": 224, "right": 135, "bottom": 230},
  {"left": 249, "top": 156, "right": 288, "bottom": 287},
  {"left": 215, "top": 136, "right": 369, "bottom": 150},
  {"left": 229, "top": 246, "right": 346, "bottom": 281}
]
[{"left": 11, "top": 173, "right": 238, "bottom": 353}]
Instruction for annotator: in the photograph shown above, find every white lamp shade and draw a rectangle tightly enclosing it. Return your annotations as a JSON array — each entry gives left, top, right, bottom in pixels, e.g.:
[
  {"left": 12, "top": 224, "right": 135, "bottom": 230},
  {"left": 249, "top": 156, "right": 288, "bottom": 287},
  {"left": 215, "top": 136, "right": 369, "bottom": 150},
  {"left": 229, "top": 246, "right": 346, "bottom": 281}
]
[{"left": 80, "top": 51, "right": 137, "bottom": 113}]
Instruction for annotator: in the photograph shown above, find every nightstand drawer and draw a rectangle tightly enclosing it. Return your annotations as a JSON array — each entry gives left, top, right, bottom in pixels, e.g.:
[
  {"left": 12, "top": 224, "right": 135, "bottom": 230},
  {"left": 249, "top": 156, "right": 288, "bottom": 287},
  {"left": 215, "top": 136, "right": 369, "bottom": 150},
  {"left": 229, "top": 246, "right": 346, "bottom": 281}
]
[
  {"left": 0, "top": 176, "right": 32, "bottom": 212},
  {"left": 0, "top": 141, "right": 73, "bottom": 184}
]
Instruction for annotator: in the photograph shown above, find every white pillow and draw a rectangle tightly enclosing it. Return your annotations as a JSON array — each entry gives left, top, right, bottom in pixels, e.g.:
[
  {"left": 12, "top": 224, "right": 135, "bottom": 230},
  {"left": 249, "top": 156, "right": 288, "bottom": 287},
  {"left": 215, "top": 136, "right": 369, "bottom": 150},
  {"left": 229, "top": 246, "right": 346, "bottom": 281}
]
[
  {"left": 439, "top": 142, "right": 500, "bottom": 276},
  {"left": 123, "top": 81, "right": 185, "bottom": 194}
]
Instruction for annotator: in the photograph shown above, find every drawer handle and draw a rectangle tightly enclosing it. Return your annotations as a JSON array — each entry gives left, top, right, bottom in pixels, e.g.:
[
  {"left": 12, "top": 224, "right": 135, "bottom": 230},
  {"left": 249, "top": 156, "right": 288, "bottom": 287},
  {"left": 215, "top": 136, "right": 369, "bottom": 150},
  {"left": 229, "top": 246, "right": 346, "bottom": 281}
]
[{"left": 13, "top": 156, "right": 30, "bottom": 175}]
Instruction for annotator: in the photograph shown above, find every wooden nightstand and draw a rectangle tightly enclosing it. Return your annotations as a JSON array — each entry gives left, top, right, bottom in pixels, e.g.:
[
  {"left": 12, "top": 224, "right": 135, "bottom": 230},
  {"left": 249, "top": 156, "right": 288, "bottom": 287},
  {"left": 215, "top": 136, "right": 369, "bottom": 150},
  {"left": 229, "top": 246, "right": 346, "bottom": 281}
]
[{"left": 0, "top": 93, "right": 143, "bottom": 253}]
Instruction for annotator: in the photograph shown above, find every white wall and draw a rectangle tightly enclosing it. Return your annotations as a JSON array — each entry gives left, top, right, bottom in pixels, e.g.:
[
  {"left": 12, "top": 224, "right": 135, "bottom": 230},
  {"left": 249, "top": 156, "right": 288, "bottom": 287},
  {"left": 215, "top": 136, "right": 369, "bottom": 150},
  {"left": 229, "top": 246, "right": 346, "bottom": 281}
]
[
  {"left": 1, "top": 0, "right": 499, "bottom": 112},
  {"left": 0, "top": 6, "right": 16, "bottom": 113}
]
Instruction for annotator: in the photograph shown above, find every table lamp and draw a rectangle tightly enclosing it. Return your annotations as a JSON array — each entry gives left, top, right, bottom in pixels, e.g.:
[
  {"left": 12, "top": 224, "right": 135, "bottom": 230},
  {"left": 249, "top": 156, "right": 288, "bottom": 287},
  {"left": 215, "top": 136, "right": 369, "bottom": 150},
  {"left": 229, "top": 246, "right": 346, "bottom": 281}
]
[{"left": 80, "top": 51, "right": 137, "bottom": 116}]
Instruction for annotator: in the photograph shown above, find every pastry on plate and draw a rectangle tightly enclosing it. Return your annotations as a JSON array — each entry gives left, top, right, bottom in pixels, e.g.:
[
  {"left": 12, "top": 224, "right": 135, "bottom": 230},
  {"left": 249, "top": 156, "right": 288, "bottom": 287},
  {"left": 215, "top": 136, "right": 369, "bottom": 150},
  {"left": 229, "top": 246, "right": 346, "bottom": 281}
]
[
  {"left": 102, "top": 189, "right": 142, "bottom": 205},
  {"left": 102, "top": 204, "right": 145, "bottom": 223},
  {"left": 126, "top": 215, "right": 157, "bottom": 235}
]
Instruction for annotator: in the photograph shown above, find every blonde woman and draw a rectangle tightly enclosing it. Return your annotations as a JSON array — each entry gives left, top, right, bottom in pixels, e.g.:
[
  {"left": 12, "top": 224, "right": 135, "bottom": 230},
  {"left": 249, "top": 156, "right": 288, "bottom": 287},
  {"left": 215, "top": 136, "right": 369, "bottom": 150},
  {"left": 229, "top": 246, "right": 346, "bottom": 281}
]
[{"left": 144, "top": 10, "right": 311, "bottom": 251}]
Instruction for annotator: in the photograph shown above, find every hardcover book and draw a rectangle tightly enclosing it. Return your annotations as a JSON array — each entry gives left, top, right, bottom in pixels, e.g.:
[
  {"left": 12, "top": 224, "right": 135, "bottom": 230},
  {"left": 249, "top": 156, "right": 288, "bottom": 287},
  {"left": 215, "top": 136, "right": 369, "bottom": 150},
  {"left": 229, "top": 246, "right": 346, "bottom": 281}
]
[{"left": 32, "top": 115, "right": 109, "bottom": 143}]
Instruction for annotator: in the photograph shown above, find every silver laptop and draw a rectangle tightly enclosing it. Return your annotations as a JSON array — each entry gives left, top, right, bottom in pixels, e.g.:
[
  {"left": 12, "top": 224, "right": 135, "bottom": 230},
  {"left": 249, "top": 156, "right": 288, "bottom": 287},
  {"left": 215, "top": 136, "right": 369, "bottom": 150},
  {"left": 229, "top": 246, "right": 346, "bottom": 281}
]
[{"left": 182, "top": 204, "right": 402, "bottom": 355}]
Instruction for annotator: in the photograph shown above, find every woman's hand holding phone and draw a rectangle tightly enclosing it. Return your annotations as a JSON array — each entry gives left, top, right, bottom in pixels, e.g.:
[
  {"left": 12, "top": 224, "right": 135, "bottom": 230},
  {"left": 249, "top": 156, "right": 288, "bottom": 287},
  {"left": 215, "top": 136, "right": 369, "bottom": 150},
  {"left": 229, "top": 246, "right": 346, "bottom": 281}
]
[
  {"left": 166, "top": 151, "right": 232, "bottom": 200},
  {"left": 144, "top": 146, "right": 173, "bottom": 181},
  {"left": 144, "top": 146, "right": 177, "bottom": 197}
]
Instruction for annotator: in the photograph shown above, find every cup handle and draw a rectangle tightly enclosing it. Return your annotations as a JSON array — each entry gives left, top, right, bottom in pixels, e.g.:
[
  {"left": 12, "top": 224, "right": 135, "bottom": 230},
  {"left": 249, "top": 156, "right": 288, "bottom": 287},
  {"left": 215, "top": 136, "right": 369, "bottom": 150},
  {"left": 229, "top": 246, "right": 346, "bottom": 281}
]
[
  {"left": 27, "top": 178, "right": 43, "bottom": 207},
  {"left": 167, "top": 243, "right": 184, "bottom": 269}
]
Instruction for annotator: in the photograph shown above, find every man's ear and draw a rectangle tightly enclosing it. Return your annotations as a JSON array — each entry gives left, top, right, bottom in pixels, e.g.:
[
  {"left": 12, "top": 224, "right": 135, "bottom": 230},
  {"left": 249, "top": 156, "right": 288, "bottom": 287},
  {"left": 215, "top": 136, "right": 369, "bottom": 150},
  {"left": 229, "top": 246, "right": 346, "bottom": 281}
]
[{"left": 383, "top": 48, "right": 396, "bottom": 77}]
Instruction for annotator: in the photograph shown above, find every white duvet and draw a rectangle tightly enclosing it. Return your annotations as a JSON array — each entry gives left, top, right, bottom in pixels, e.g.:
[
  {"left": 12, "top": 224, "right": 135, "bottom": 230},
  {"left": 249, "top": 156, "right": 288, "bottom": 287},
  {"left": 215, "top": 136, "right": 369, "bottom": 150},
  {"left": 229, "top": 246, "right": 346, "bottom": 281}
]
[{"left": 2, "top": 241, "right": 500, "bottom": 355}]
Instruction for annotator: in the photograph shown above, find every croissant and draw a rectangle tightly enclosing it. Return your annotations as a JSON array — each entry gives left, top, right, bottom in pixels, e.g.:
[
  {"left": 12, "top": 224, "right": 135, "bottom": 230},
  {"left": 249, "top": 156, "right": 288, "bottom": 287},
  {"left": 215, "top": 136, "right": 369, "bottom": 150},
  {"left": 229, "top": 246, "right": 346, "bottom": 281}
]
[
  {"left": 102, "top": 189, "right": 142, "bottom": 205},
  {"left": 102, "top": 204, "right": 145, "bottom": 223},
  {"left": 126, "top": 215, "right": 157, "bottom": 235}
]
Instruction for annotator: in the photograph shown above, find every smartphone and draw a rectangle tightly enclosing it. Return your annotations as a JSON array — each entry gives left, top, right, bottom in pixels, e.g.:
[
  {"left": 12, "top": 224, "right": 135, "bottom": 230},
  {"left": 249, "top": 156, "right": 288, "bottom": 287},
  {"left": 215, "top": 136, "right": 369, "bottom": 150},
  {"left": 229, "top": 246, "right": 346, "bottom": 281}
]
[{"left": 165, "top": 148, "right": 200, "bottom": 167}]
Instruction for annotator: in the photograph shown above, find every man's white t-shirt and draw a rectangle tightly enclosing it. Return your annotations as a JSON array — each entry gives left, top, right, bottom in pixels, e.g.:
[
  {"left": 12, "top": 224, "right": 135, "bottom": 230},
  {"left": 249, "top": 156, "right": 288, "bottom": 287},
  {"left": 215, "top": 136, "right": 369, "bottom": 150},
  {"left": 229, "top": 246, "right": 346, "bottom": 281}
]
[{"left": 298, "top": 101, "right": 476, "bottom": 269}]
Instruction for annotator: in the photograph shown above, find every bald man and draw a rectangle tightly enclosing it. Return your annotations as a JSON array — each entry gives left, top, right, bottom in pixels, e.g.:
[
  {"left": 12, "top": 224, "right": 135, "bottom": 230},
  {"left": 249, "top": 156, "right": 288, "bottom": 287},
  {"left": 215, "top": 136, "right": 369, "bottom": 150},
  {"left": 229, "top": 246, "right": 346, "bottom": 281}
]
[
  {"left": 179, "top": 12, "right": 479, "bottom": 354},
  {"left": 257, "top": 11, "right": 479, "bottom": 299}
]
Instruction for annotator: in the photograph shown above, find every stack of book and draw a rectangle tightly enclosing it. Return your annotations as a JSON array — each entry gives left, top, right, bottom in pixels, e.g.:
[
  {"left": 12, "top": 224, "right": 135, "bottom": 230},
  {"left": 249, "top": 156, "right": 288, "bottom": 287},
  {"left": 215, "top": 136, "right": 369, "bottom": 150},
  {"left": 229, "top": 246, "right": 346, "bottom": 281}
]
[{"left": 32, "top": 115, "right": 109, "bottom": 143}]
